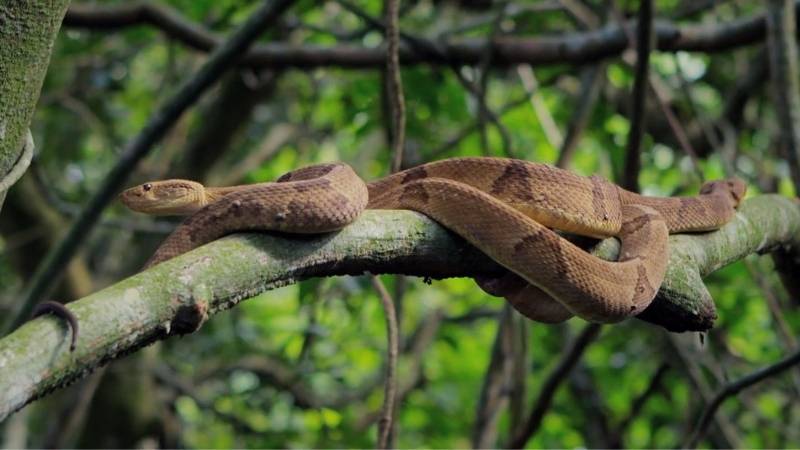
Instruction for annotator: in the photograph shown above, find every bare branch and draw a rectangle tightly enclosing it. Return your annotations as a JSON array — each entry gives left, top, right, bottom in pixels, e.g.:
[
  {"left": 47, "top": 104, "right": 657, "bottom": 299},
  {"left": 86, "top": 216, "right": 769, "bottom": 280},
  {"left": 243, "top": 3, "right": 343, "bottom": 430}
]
[
  {"left": 622, "top": 0, "right": 654, "bottom": 192},
  {"left": 685, "top": 348, "right": 800, "bottom": 448},
  {"left": 63, "top": 2, "right": 800, "bottom": 68},
  {"left": 371, "top": 276, "right": 399, "bottom": 449},
  {"left": 507, "top": 323, "right": 603, "bottom": 448},
  {"left": 384, "top": 0, "right": 406, "bottom": 173}
]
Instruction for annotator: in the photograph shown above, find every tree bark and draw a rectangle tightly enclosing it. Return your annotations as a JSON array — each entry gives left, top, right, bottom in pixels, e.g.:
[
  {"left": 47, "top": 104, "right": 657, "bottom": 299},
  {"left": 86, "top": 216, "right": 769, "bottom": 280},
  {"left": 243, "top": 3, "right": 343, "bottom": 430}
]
[{"left": 0, "top": 0, "right": 70, "bottom": 212}]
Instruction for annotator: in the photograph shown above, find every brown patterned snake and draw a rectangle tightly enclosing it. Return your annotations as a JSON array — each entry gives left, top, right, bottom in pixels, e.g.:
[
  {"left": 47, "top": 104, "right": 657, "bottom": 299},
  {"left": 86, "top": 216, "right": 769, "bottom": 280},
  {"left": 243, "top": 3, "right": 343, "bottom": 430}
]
[{"left": 120, "top": 158, "right": 746, "bottom": 323}]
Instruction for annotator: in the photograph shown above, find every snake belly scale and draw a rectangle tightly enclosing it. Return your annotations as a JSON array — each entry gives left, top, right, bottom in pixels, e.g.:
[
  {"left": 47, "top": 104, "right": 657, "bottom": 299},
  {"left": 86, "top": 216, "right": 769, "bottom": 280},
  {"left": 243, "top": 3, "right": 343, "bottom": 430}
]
[{"left": 120, "top": 158, "right": 746, "bottom": 323}]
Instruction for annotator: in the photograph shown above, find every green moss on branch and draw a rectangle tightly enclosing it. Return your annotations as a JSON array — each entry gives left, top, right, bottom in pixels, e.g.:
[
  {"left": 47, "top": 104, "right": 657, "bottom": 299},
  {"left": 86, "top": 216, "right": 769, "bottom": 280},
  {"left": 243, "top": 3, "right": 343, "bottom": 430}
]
[{"left": 0, "top": 195, "right": 797, "bottom": 420}]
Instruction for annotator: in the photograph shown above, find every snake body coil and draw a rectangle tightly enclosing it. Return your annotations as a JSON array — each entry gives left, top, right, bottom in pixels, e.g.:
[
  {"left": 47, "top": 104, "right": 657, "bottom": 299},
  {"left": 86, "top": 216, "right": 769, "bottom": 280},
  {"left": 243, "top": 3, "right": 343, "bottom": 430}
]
[{"left": 120, "top": 158, "right": 746, "bottom": 323}]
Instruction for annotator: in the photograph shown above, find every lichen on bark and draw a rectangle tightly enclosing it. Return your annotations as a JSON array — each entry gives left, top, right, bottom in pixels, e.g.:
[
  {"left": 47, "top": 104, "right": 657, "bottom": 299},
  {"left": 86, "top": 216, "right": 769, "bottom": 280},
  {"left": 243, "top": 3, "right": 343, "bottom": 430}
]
[{"left": 0, "top": 0, "right": 70, "bottom": 210}]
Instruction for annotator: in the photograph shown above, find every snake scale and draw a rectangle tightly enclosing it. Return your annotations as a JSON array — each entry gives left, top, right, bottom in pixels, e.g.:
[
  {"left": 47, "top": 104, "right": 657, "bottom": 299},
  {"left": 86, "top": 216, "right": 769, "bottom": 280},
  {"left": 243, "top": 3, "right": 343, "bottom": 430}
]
[{"left": 120, "top": 157, "right": 746, "bottom": 323}]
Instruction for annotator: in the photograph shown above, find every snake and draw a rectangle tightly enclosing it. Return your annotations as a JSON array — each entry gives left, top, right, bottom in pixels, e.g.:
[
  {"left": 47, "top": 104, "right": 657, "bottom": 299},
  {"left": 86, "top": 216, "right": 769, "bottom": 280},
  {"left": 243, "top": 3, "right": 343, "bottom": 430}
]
[{"left": 120, "top": 157, "right": 746, "bottom": 324}]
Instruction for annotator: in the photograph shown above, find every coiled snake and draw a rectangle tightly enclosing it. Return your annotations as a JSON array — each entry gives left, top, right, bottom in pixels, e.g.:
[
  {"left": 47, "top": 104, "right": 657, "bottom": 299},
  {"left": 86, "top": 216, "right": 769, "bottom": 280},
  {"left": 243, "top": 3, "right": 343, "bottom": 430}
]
[{"left": 120, "top": 158, "right": 746, "bottom": 323}]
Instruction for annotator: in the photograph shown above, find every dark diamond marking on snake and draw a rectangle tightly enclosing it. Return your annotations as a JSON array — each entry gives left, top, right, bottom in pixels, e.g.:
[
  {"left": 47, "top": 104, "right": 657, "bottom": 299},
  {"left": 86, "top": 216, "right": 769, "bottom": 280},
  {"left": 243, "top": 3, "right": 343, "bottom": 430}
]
[
  {"left": 293, "top": 178, "right": 331, "bottom": 193},
  {"left": 632, "top": 265, "right": 655, "bottom": 304},
  {"left": 490, "top": 160, "right": 533, "bottom": 200},
  {"left": 278, "top": 164, "right": 338, "bottom": 183},
  {"left": 329, "top": 191, "right": 353, "bottom": 212},
  {"left": 621, "top": 213, "right": 651, "bottom": 236},
  {"left": 590, "top": 175, "right": 608, "bottom": 222},
  {"left": 401, "top": 166, "right": 428, "bottom": 184},
  {"left": 512, "top": 229, "right": 569, "bottom": 277}
]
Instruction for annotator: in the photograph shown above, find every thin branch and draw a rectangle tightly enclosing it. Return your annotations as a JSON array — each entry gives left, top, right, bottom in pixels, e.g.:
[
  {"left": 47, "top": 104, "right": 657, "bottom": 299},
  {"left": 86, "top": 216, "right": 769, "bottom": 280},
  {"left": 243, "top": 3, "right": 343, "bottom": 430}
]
[
  {"left": 0, "top": 130, "right": 34, "bottom": 197},
  {"left": 743, "top": 260, "right": 800, "bottom": 396},
  {"left": 472, "top": 305, "right": 516, "bottom": 448},
  {"left": 385, "top": 0, "right": 406, "bottom": 173},
  {"left": 555, "top": 64, "right": 605, "bottom": 169},
  {"left": 507, "top": 323, "right": 603, "bottom": 448},
  {"left": 5, "top": 0, "right": 297, "bottom": 333},
  {"left": 474, "top": 5, "right": 509, "bottom": 157},
  {"left": 766, "top": 0, "right": 800, "bottom": 193},
  {"left": 337, "top": 0, "right": 514, "bottom": 157},
  {"left": 608, "top": 362, "right": 669, "bottom": 447},
  {"left": 63, "top": 2, "right": 800, "bottom": 68},
  {"left": 371, "top": 275, "right": 399, "bottom": 449},
  {"left": 622, "top": 0, "right": 653, "bottom": 192},
  {"left": 666, "top": 334, "right": 743, "bottom": 447},
  {"left": 378, "top": 1, "right": 403, "bottom": 443},
  {"left": 354, "top": 310, "right": 443, "bottom": 431},
  {"left": 685, "top": 348, "right": 800, "bottom": 448},
  {"left": 518, "top": 65, "right": 563, "bottom": 150},
  {"left": 429, "top": 95, "right": 530, "bottom": 159}
]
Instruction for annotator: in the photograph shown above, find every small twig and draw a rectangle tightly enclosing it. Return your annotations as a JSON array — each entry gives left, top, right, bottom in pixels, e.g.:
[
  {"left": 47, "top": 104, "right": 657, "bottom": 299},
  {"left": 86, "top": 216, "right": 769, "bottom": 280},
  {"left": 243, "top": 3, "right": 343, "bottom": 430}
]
[
  {"left": 472, "top": 305, "right": 516, "bottom": 448},
  {"left": 370, "top": 275, "right": 399, "bottom": 449},
  {"left": 685, "top": 348, "right": 800, "bottom": 448},
  {"left": 380, "top": 2, "right": 404, "bottom": 443},
  {"left": 385, "top": 0, "right": 405, "bottom": 173},
  {"left": 210, "top": 123, "right": 297, "bottom": 186},
  {"left": 354, "top": 310, "right": 443, "bottom": 431},
  {"left": 518, "top": 65, "right": 563, "bottom": 150},
  {"left": 742, "top": 260, "right": 800, "bottom": 396},
  {"left": 556, "top": 63, "right": 606, "bottom": 168},
  {"left": 608, "top": 362, "right": 669, "bottom": 447},
  {"left": 557, "top": 0, "right": 600, "bottom": 29},
  {"left": 475, "top": 5, "right": 508, "bottom": 157},
  {"left": 508, "top": 323, "right": 603, "bottom": 448},
  {"left": 337, "top": 0, "right": 515, "bottom": 157},
  {"left": 613, "top": 1, "right": 705, "bottom": 183},
  {"left": 621, "top": 0, "right": 653, "bottom": 192},
  {"left": 647, "top": 76, "right": 705, "bottom": 181},
  {"left": 666, "top": 334, "right": 743, "bottom": 448},
  {"left": 429, "top": 95, "right": 529, "bottom": 159},
  {"left": 0, "top": 130, "right": 34, "bottom": 197}
]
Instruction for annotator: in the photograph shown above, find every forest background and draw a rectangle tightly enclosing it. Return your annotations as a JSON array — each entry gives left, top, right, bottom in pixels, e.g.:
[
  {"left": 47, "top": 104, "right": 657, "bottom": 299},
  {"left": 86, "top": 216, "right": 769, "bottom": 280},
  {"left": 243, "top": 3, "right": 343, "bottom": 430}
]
[{"left": 1, "top": 0, "right": 800, "bottom": 448}]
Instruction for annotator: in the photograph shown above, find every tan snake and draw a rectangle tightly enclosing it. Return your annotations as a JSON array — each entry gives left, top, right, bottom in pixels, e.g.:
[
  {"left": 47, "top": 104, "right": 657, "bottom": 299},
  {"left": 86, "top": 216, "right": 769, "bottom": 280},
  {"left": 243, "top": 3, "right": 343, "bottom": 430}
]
[{"left": 120, "top": 158, "right": 746, "bottom": 323}]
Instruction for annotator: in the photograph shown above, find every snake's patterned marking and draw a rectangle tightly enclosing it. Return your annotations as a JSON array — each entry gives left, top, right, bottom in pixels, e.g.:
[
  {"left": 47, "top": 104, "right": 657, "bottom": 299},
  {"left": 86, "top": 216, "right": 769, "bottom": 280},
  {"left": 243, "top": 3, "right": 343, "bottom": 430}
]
[{"left": 120, "top": 157, "right": 746, "bottom": 324}]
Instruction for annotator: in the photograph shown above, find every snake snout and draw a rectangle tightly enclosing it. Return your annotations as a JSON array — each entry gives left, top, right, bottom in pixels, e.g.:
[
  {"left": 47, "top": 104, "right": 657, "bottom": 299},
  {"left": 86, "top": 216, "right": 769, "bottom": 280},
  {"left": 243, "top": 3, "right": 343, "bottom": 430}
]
[{"left": 700, "top": 178, "right": 747, "bottom": 208}]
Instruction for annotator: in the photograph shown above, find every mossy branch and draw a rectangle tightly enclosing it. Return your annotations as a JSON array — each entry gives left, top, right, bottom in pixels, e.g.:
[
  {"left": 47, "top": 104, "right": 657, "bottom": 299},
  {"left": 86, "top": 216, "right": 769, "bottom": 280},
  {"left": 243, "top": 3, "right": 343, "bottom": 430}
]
[
  {"left": 0, "top": 194, "right": 797, "bottom": 421},
  {"left": 0, "top": 0, "right": 71, "bottom": 211}
]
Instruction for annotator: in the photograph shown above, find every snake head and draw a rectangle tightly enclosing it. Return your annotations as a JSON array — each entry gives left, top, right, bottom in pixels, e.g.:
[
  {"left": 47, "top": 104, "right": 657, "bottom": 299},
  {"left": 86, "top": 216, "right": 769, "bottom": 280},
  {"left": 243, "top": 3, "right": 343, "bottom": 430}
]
[
  {"left": 119, "top": 179, "right": 206, "bottom": 215},
  {"left": 699, "top": 178, "right": 747, "bottom": 208}
]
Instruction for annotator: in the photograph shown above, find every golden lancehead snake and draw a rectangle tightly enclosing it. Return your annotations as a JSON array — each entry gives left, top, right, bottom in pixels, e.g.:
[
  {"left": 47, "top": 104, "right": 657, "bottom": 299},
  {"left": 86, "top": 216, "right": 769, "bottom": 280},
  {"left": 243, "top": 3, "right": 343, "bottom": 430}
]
[{"left": 120, "top": 157, "right": 746, "bottom": 324}]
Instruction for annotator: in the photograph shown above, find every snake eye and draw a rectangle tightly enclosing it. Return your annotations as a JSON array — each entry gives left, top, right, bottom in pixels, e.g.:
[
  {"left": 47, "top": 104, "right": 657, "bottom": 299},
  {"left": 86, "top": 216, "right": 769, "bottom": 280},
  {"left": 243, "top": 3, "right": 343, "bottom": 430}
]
[{"left": 143, "top": 183, "right": 152, "bottom": 192}]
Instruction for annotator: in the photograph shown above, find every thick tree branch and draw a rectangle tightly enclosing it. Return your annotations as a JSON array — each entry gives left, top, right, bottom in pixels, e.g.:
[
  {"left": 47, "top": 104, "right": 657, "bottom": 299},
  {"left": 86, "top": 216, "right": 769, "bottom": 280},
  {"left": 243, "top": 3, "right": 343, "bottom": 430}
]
[
  {"left": 63, "top": 2, "right": 800, "bottom": 69},
  {"left": 0, "top": 195, "right": 797, "bottom": 420}
]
